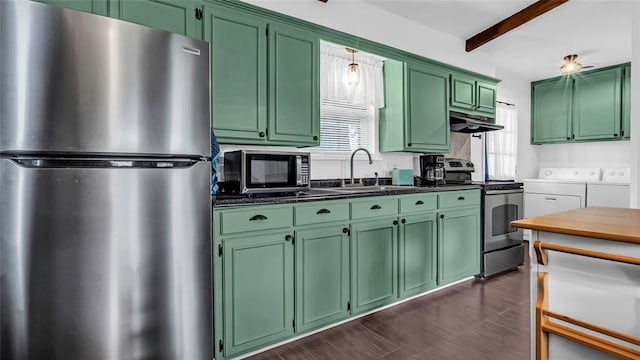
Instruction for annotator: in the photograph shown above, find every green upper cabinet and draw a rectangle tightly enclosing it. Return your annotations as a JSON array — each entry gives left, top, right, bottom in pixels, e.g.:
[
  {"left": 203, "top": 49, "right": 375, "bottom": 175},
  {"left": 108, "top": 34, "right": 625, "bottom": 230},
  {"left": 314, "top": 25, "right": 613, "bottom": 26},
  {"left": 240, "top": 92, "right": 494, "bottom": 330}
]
[
  {"left": 205, "top": 6, "right": 268, "bottom": 143},
  {"left": 205, "top": 4, "right": 319, "bottom": 147},
  {"left": 34, "top": 0, "right": 109, "bottom": 16},
  {"left": 398, "top": 212, "right": 437, "bottom": 298},
  {"left": 350, "top": 219, "right": 398, "bottom": 315},
  {"left": 573, "top": 67, "right": 622, "bottom": 141},
  {"left": 267, "top": 22, "right": 320, "bottom": 146},
  {"left": 476, "top": 81, "right": 497, "bottom": 115},
  {"left": 531, "top": 63, "right": 630, "bottom": 144},
  {"left": 115, "top": 0, "right": 202, "bottom": 37},
  {"left": 450, "top": 74, "right": 476, "bottom": 110},
  {"left": 437, "top": 207, "right": 480, "bottom": 286},
  {"left": 380, "top": 60, "right": 449, "bottom": 153},
  {"left": 222, "top": 231, "right": 294, "bottom": 358},
  {"left": 450, "top": 74, "right": 497, "bottom": 117},
  {"left": 295, "top": 225, "right": 350, "bottom": 333},
  {"left": 531, "top": 77, "right": 573, "bottom": 144},
  {"left": 622, "top": 64, "right": 631, "bottom": 140}
]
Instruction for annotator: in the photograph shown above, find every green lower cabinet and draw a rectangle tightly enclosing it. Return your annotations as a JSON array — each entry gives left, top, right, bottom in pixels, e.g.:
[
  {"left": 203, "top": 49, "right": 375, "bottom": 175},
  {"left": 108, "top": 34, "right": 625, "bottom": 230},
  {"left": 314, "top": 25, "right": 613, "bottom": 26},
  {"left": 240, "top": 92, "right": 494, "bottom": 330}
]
[
  {"left": 295, "top": 225, "right": 350, "bottom": 333},
  {"left": 398, "top": 213, "right": 438, "bottom": 298},
  {"left": 350, "top": 219, "right": 398, "bottom": 315},
  {"left": 115, "top": 0, "right": 201, "bottom": 37},
  {"left": 437, "top": 208, "right": 480, "bottom": 286},
  {"left": 34, "top": 0, "right": 109, "bottom": 15},
  {"left": 222, "top": 231, "right": 294, "bottom": 358}
]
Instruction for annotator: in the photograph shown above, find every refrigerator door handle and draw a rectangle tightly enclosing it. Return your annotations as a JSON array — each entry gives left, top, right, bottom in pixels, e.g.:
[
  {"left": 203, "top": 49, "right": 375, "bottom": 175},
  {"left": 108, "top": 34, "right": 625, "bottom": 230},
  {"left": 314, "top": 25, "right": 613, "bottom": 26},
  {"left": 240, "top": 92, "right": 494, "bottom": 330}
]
[{"left": 10, "top": 158, "right": 200, "bottom": 169}]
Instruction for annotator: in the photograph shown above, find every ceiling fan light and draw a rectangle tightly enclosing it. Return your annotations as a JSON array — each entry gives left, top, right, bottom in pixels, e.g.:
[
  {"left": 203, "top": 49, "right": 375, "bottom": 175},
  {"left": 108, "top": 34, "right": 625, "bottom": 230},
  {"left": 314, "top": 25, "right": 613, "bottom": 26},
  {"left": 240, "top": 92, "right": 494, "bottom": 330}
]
[{"left": 560, "top": 54, "right": 582, "bottom": 74}]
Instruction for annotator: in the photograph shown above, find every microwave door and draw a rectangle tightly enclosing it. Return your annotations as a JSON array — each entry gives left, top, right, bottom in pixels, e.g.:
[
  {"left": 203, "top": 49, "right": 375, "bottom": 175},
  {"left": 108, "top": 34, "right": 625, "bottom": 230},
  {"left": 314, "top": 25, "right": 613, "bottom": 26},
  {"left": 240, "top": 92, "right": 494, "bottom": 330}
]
[{"left": 245, "top": 154, "right": 296, "bottom": 189}]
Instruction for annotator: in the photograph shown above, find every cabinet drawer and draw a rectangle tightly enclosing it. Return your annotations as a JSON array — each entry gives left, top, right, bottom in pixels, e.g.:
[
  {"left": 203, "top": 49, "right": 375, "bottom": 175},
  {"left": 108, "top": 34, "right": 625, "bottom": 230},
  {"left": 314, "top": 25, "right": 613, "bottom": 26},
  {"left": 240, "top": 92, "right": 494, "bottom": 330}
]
[
  {"left": 220, "top": 206, "right": 293, "bottom": 234},
  {"left": 399, "top": 193, "right": 437, "bottom": 214},
  {"left": 350, "top": 197, "right": 398, "bottom": 220},
  {"left": 295, "top": 201, "right": 349, "bottom": 226},
  {"left": 438, "top": 190, "right": 480, "bottom": 209}
]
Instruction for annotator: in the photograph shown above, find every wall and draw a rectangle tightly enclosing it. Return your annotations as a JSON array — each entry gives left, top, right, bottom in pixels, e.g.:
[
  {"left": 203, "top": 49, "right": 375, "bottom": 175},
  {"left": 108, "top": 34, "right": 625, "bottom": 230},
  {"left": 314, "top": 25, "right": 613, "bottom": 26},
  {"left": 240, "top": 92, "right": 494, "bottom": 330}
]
[
  {"left": 223, "top": 0, "right": 496, "bottom": 180},
  {"left": 495, "top": 68, "right": 538, "bottom": 180}
]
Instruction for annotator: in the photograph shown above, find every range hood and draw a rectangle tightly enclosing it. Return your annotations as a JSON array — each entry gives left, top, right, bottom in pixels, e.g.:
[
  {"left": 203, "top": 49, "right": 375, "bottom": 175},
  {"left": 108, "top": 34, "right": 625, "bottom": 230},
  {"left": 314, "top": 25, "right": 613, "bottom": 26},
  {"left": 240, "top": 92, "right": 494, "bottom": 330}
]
[{"left": 450, "top": 111, "right": 504, "bottom": 133}]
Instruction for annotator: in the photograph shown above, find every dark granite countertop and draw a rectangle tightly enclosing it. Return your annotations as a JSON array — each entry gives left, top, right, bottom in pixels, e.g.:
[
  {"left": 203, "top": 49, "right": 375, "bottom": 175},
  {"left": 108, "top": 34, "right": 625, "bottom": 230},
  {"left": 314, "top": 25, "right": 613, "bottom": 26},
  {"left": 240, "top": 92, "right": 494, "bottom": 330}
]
[{"left": 212, "top": 184, "right": 481, "bottom": 208}]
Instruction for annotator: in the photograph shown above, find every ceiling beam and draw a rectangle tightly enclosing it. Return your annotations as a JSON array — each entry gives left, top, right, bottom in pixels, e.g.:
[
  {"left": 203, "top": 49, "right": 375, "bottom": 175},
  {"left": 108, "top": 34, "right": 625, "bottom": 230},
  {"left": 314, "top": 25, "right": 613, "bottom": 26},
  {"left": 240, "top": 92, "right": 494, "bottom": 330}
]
[{"left": 465, "top": 0, "right": 569, "bottom": 52}]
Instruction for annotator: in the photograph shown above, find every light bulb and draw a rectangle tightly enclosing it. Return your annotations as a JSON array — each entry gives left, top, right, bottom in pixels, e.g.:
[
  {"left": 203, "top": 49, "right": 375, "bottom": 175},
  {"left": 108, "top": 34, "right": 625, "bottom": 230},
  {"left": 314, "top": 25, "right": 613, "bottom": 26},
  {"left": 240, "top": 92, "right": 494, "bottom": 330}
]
[
  {"left": 560, "top": 54, "right": 582, "bottom": 74},
  {"left": 348, "top": 63, "right": 360, "bottom": 85}
]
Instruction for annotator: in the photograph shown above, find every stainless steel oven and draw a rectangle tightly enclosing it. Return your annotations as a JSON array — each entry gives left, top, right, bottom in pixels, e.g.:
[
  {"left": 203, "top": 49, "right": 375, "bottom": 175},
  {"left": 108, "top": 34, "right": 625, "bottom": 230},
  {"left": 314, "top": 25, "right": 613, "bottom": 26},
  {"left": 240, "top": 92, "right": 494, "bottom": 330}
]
[{"left": 481, "top": 187, "right": 525, "bottom": 277}]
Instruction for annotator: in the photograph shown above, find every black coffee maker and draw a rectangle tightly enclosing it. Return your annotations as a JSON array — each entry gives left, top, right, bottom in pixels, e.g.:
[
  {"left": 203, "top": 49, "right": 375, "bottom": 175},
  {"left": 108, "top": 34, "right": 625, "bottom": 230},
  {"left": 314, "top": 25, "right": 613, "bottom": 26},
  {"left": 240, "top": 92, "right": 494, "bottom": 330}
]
[{"left": 420, "top": 154, "right": 445, "bottom": 186}]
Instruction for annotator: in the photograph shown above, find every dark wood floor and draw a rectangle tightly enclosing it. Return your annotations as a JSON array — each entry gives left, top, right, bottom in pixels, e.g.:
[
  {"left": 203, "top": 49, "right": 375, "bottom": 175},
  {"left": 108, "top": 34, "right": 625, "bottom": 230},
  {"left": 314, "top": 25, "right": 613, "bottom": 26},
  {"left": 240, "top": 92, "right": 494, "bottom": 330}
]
[{"left": 247, "top": 255, "right": 530, "bottom": 360}]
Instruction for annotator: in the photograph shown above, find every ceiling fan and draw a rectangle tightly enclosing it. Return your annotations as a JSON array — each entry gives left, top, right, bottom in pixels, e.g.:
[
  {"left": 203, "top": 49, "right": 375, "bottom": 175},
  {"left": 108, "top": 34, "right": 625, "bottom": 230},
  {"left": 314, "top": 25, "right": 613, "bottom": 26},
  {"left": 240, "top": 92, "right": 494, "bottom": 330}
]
[{"left": 560, "top": 54, "right": 595, "bottom": 74}]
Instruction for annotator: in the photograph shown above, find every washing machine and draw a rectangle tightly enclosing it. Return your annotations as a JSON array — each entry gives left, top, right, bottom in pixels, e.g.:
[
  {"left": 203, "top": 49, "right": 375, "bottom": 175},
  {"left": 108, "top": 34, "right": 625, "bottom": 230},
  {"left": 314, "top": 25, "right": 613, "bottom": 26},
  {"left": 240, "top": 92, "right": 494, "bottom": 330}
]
[
  {"left": 523, "top": 168, "right": 601, "bottom": 240},
  {"left": 587, "top": 168, "right": 630, "bottom": 208}
]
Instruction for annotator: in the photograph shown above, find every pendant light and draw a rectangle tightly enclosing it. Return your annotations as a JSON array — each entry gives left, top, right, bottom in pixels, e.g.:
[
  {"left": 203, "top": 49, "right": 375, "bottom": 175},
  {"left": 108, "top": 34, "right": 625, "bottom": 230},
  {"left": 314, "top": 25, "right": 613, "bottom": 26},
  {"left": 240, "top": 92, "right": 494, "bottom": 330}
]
[
  {"left": 560, "top": 54, "right": 582, "bottom": 74},
  {"left": 346, "top": 48, "right": 360, "bottom": 85}
]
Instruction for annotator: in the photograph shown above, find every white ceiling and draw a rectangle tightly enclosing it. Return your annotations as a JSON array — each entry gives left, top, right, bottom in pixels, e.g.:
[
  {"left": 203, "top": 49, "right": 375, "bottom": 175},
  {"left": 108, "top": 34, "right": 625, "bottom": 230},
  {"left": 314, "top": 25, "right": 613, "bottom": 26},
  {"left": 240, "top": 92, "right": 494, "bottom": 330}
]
[{"left": 364, "top": 0, "right": 633, "bottom": 81}]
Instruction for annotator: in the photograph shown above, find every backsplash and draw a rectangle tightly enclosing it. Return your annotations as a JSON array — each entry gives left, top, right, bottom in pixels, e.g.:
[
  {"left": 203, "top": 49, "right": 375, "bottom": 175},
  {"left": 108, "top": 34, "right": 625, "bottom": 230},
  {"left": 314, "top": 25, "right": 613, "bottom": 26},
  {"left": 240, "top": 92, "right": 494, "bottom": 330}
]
[
  {"left": 218, "top": 131, "right": 468, "bottom": 181},
  {"left": 445, "top": 132, "right": 471, "bottom": 160}
]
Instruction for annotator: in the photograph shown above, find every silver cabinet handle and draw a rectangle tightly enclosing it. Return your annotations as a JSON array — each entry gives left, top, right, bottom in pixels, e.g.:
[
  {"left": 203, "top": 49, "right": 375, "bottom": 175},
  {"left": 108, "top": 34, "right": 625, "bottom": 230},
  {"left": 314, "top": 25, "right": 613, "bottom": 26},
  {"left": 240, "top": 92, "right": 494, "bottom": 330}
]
[{"left": 544, "top": 197, "right": 557, "bottom": 201}]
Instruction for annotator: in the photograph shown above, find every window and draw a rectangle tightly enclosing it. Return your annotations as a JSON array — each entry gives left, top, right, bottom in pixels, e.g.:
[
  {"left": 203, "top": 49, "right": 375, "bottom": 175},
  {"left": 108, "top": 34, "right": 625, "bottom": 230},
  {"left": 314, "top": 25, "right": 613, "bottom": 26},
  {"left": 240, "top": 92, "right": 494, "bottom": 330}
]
[
  {"left": 486, "top": 103, "right": 518, "bottom": 180},
  {"left": 313, "top": 41, "right": 385, "bottom": 154}
]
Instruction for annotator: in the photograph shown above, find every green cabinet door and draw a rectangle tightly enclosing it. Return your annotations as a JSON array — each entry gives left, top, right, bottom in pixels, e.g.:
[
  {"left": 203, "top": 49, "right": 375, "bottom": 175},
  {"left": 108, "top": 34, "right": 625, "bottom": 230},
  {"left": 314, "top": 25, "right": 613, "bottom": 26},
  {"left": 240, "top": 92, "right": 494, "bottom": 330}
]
[
  {"left": 437, "top": 208, "right": 480, "bottom": 286},
  {"left": 295, "top": 226, "right": 350, "bottom": 333},
  {"left": 398, "top": 213, "right": 437, "bottom": 298},
  {"left": 115, "top": 0, "right": 201, "bottom": 37},
  {"left": 573, "top": 67, "right": 622, "bottom": 141},
  {"left": 268, "top": 22, "right": 320, "bottom": 146},
  {"left": 350, "top": 219, "right": 398, "bottom": 315},
  {"left": 476, "top": 81, "right": 497, "bottom": 116},
  {"left": 622, "top": 64, "right": 631, "bottom": 140},
  {"left": 450, "top": 74, "right": 476, "bottom": 110},
  {"left": 35, "top": 0, "right": 109, "bottom": 15},
  {"left": 223, "top": 232, "right": 294, "bottom": 357},
  {"left": 205, "top": 5, "right": 268, "bottom": 143},
  {"left": 406, "top": 62, "right": 450, "bottom": 152},
  {"left": 531, "top": 78, "right": 573, "bottom": 144}
]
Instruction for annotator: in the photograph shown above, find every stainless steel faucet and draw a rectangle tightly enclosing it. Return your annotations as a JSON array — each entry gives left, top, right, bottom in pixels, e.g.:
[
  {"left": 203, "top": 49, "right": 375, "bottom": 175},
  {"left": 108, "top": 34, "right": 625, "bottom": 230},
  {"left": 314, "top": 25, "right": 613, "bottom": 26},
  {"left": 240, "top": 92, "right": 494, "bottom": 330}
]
[{"left": 350, "top": 147, "right": 373, "bottom": 186}]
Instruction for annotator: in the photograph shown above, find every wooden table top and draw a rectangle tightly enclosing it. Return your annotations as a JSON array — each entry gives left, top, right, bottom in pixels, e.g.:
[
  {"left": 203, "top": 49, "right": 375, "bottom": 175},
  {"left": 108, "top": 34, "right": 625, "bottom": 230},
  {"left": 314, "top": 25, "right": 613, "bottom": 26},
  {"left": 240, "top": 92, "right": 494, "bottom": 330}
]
[{"left": 511, "top": 207, "right": 640, "bottom": 244}]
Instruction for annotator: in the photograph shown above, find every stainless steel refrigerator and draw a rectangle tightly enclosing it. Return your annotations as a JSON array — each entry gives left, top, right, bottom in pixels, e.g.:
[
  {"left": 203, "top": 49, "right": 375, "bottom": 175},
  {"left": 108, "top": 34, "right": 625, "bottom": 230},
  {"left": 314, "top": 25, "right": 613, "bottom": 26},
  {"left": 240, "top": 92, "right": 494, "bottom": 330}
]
[{"left": 1, "top": 1, "right": 212, "bottom": 359}]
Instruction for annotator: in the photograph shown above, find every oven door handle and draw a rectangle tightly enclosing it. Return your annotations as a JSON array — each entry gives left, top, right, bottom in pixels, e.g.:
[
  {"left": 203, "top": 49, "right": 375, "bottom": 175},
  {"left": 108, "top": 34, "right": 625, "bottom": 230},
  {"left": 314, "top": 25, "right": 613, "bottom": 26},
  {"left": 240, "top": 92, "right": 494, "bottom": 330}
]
[{"left": 484, "top": 189, "right": 524, "bottom": 195}]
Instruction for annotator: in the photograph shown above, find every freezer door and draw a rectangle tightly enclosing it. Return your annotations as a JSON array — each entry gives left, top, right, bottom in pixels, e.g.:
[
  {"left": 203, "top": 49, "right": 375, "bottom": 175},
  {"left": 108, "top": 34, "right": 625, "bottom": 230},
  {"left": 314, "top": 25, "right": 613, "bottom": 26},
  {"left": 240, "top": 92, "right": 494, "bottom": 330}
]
[
  {"left": 0, "top": 159, "right": 212, "bottom": 359},
  {"left": 0, "top": 1, "right": 209, "bottom": 157}
]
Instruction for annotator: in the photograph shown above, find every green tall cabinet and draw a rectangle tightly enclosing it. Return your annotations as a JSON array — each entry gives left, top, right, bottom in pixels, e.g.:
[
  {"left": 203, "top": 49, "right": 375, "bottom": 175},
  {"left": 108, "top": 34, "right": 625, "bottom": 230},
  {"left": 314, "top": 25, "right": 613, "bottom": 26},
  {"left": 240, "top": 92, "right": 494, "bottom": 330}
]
[
  {"left": 205, "top": 3, "right": 319, "bottom": 146},
  {"left": 350, "top": 219, "right": 398, "bottom": 314},
  {"left": 295, "top": 226, "right": 350, "bottom": 332},
  {"left": 35, "top": 0, "right": 109, "bottom": 15},
  {"left": 380, "top": 60, "right": 450, "bottom": 153},
  {"left": 222, "top": 231, "right": 294, "bottom": 358}
]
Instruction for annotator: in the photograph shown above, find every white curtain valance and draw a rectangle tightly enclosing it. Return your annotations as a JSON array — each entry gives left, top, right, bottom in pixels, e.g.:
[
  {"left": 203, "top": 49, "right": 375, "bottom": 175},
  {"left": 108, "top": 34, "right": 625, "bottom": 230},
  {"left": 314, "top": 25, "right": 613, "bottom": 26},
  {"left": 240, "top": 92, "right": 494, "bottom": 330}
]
[{"left": 320, "top": 41, "right": 385, "bottom": 108}]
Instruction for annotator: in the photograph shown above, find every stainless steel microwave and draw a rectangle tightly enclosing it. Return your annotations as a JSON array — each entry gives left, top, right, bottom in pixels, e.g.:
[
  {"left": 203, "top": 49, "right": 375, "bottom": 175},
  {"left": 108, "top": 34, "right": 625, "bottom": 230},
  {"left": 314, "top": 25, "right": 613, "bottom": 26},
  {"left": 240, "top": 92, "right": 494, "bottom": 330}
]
[{"left": 223, "top": 150, "right": 310, "bottom": 194}]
